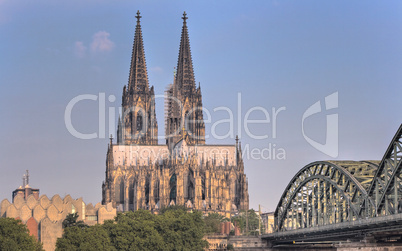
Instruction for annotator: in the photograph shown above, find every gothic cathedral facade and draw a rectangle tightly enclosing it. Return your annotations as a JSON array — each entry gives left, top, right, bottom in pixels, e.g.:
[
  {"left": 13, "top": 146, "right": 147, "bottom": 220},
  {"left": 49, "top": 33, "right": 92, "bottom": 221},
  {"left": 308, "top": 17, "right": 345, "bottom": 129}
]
[{"left": 102, "top": 11, "right": 249, "bottom": 217}]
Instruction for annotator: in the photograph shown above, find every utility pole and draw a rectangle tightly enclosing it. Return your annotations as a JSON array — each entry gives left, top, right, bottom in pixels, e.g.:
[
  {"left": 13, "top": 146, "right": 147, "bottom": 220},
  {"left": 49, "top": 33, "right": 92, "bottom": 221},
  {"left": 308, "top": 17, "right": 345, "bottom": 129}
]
[
  {"left": 246, "top": 209, "right": 249, "bottom": 235},
  {"left": 259, "top": 204, "right": 262, "bottom": 235}
]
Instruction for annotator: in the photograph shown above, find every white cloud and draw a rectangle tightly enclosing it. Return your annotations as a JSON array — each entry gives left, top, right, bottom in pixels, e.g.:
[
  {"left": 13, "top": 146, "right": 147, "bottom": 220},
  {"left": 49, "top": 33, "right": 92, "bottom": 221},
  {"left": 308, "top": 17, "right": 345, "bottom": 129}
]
[
  {"left": 73, "top": 31, "right": 114, "bottom": 58},
  {"left": 150, "top": 66, "right": 163, "bottom": 73},
  {"left": 74, "top": 41, "right": 86, "bottom": 58},
  {"left": 90, "top": 31, "right": 114, "bottom": 53}
]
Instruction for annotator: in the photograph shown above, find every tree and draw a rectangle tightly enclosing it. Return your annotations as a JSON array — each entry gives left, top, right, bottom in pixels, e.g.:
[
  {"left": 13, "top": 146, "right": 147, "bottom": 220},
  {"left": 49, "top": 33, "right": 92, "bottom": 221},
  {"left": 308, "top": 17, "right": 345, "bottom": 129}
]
[
  {"left": 203, "top": 212, "right": 228, "bottom": 234},
  {"left": 231, "top": 209, "right": 260, "bottom": 235},
  {"left": 57, "top": 213, "right": 114, "bottom": 251},
  {"left": 57, "top": 207, "right": 209, "bottom": 251},
  {"left": 103, "top": 207, "right": 208, "bottom": 251},
  {"left": 159, "top": 204, "right": 186, "bottom": 214},
  {"left": 247, "top": 209, "right": 260, "bottom": 235},
  {"left": 62, "top": 213, "right": 87, "bottom": 229},
  {"left": 103, "top": 211, "right": 165, "bottom": 251},
  {"left": 231, "top": 212, "right": 245, "bottom": 233},
  {"left": 56, "top": 225, "right": 115, "bottom": 251},
  {"left": 0, "top": 217, "right": 43, "bottom": 251},
  {"left": 159, "top": 206, "right": 208, "bottom": 251}
]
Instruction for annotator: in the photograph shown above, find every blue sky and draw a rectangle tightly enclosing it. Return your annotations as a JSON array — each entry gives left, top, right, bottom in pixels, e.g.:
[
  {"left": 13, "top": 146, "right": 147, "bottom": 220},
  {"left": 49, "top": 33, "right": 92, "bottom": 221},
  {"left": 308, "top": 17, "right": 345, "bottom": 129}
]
[{"left": 0, "top": 0, "right": 401, "bottom": 212}]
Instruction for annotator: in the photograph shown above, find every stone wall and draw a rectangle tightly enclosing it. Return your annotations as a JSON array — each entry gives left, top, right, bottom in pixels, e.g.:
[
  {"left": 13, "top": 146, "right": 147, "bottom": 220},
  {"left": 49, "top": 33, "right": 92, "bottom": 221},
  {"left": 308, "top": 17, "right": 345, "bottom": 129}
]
[
  {"left": 205, "top": 235, "right": 270, "bottom": 251},
  {"left": 204, "top": 234, "right": 228, "bottom": 251},
  {"left": 336, "top": 242, "right": 402, "bottom": 251},
  {"left": 0, "top": 194, "right": 116, "bottom": 251},
  {"left": 228, "top": 236, "right": 269, "bottom": 250}
]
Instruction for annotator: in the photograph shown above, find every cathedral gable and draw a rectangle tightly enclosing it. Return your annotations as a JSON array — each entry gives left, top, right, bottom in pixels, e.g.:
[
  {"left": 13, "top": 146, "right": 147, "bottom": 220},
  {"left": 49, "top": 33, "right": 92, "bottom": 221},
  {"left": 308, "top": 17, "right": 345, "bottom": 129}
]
[{"left": 103, "top": 12, "right": 249, "bottom": 216}]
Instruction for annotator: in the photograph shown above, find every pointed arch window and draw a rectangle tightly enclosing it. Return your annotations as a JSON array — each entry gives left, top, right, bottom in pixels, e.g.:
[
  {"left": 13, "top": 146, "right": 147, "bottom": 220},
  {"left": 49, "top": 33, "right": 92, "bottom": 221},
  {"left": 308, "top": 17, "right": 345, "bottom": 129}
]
[
  {"left": 202, "top": 178, "right": 206, "bottom": 200},
  {"left": 129, "top": 178, "right": 136, "bottom": 205},
  {"left": 136, "top": 112, "right": 143, "bottom": 131},
  {"left": 235, "top": 179, "right": 241, "bottom": 207},
  {"left": 185, "top": 110, "right": 193, "bottom": 135},
  {"left": 170, "top": 174, "right": 177, "bottom": 203},
  {"left": 127, "top": 111, "right": 133, "bottom": 126},
  {"left": 148, "top": 112, "right": 152, "bottom": 127},
  {"left": 154, "top": 180, "right": 159, "bottom": 204},
  {"left": 145, "top": 176, "right": 150, "bottom": 206},
  {"left": 115, "top": 177, "right": 124, "bottom": 205},
  {"left": 187, "top": 170, "right": 195, "bottom": 201}
]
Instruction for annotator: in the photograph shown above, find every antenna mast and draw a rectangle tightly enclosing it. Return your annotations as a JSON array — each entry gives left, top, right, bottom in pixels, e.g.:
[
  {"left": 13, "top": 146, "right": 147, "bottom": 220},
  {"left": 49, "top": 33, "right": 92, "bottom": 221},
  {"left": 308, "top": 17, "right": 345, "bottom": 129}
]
[{"left": 26, "top": 170, "right": 29, "bottom": 185}]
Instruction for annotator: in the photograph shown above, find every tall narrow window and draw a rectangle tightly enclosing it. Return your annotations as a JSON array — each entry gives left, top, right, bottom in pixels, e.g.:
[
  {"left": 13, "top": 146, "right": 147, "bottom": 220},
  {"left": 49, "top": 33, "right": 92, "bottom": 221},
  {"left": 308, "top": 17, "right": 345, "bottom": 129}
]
[
  {"left": 115, "top": 177, "right": 124, "bottom": 205},
  {"left": 154, "top": 180, "right": 159, "bottom": 204},
  {"left": 185, "top": 110, "right": 193, "bottom": 136},
  {"left": 129, "top": 179, "right": 135, "bottom": 205},
  {"left": 202, "top": 178, "right": 206, "bottom": 200},
  {"left": 235, "top": 180, "right": 241, "bottom": 208},
  {"left": 148, "top": 113, "right": 151, "bottom": 127},
  {"left": 136, "top": 112, "right": 143, "bottom": 131},
  {"left": 187, "top": 170, "right": 194, "bottom": 201},
  {"left": 185, "top": 111, "right": 189, "bottom": 129},
  {"left": 170, "top": 174, "right": 177, "bottom": 203},
  {"left": 145, "top": 176, "right": 150, "bottom": 206}
]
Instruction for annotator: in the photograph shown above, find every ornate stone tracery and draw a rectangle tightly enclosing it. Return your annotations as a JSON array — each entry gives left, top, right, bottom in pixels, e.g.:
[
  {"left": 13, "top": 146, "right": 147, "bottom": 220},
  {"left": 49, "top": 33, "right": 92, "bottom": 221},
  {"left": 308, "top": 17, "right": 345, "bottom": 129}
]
[{"left": 102, "top": 11, "right": 249, "bottom": 217}]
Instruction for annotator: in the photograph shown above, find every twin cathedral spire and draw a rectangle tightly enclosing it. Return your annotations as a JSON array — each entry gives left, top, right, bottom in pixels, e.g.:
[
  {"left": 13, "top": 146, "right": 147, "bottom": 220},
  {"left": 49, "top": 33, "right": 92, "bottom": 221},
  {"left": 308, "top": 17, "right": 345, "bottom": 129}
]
[
  {"left": 117, "top": 11, "right": 205, "bottom": 147},
  {"left": 103, "top": 12, "right": 249, "bottom": 213}
]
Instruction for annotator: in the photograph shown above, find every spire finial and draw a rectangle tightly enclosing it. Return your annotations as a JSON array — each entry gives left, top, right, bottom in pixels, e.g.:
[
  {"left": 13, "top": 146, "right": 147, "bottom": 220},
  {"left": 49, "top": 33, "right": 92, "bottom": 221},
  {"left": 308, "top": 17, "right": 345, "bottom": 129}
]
[
  {"left": 182, "top": 11, "right": 188, "bottom": 24},
  {"left": 128, "top": 9, "right": 150, "bottom": 90},
  {"left": 25, "top": 170, "right": 29, "bottom": 185},
  {"left": 136, "top": 10, "right": 142, "bottom": 24}
]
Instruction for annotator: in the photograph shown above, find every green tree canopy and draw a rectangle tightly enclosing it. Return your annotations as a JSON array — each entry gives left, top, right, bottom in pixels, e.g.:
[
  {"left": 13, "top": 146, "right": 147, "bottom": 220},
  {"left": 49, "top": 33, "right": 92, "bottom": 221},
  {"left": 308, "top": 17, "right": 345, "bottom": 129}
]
[
  {"left": 231, "top": 209, "right": 260, "bottom": 235},
  {"left": 103, "top": 211, "right": 165, "bottom": 251},
  {"left": 56, "top": 225, "right": 114, "bottom": 251},
  {"left": 203, "top": 212, "right": 228, "bottom": 234},
  {"left": 57, "top": 207, "right": 208, "bottom": 251},
  {"left": 159, "top": 206, "right": 208, "bottom": 250},
  {"left": 0, "top": 217, "right": 43, "bottom": 251},
  {"left": 62, "top": 213, "right": 87, "bottom": 229}
]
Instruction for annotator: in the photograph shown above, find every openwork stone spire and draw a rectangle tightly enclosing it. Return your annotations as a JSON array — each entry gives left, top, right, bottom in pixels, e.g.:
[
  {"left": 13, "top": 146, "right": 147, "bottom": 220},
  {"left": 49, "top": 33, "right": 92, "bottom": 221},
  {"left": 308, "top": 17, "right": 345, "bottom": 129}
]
[
  {"left": 165, "top": 12, "right": 205, "bottom": 148},
  {"left": 117, "top": 11, "right": 158, "bottom": 145},
  {"left": 103, "top": 12, "right": 249, "bottom": 216},
  {"left": 175, "top": 11, "right": 196, "bottom": 96},
  {"left": 128, "top": 10, "right": 149, "bottom": 93}
]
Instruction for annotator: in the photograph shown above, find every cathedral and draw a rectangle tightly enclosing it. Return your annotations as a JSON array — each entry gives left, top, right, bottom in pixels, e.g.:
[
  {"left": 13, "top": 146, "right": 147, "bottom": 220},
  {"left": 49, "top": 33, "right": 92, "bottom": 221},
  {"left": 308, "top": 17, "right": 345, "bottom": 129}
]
[{"left": 102, "top": 11, "right": 249, "bottom": 217}]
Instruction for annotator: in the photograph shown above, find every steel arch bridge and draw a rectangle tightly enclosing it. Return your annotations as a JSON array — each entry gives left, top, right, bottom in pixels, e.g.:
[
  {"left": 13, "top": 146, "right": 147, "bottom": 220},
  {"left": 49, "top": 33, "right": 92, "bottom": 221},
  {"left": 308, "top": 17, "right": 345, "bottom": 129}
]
[{"left": 273, "top": 124, "right": 402, "bottom": 233}]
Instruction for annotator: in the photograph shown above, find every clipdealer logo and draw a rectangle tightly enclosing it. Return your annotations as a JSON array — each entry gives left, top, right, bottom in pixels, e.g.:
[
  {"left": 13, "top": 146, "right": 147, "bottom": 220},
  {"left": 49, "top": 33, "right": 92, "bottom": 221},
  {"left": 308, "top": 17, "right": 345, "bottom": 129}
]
[
  {"left": 64, "top": 91, "right": 339, "bottom": 160},
  {"left": 302, "top": 92, "right": 339, "bottom": 158}
]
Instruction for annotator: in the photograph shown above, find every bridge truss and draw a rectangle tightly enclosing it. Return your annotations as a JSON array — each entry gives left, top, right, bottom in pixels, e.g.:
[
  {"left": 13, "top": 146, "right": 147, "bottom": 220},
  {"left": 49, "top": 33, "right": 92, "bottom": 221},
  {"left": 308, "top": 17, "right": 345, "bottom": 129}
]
[{"left": 274, "top": 124, "right": 402, "bottom": 232}]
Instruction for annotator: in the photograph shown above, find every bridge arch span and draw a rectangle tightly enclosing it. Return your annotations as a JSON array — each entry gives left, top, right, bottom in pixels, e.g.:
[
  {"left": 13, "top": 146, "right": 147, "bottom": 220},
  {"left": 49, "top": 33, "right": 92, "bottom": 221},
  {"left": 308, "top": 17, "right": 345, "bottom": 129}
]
[
  {"left": 274, "top": 161, "right": 378, "bottom": 231},
  {"left": 366, "top": 124, "right": 402, "bottom": 216}
]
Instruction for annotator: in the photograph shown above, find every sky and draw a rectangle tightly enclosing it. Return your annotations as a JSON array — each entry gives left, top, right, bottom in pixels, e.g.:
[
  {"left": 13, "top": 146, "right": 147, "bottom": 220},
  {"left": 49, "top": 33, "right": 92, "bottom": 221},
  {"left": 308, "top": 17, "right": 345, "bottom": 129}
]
[{"left": 0, "top": 0, "right": 401, "bottom": 212}]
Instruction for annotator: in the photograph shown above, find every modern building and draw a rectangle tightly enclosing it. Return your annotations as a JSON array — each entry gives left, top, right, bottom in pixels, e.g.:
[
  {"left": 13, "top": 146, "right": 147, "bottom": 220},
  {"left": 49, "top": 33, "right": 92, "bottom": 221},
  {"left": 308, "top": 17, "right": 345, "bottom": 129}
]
[{"left": 261, "top": 212, "right": 275, "bottom": 234}]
